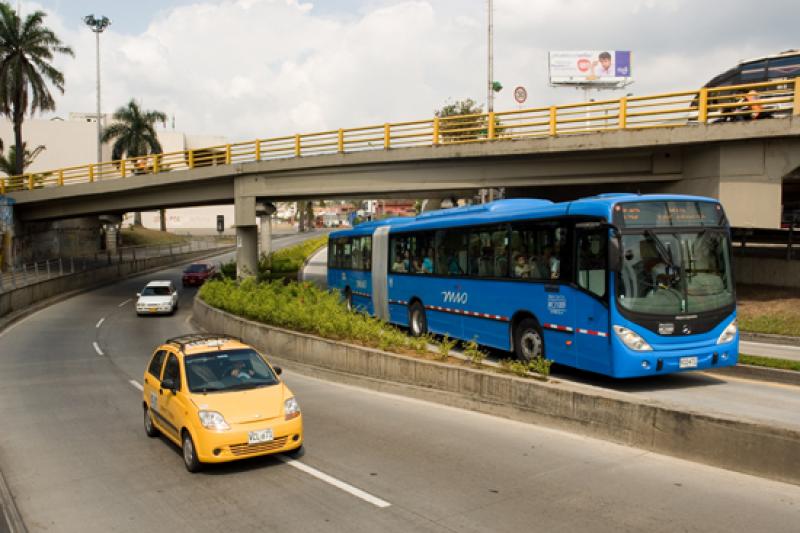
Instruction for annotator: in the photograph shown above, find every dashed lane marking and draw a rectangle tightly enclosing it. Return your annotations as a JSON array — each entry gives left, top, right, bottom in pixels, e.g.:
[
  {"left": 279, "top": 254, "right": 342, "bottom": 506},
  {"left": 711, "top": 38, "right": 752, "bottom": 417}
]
[{"left": 277, "top": 456, "right": 391, "bottom": 508}]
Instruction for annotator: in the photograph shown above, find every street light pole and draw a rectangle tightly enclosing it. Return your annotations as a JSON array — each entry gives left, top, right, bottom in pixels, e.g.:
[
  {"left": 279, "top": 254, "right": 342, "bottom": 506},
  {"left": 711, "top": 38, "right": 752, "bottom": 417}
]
[
  {"left": 83, "top": 15, "right": 111, "bottom": 165},
  {"left": 487, "top": 0, "right": 493, "bottom": 113}
]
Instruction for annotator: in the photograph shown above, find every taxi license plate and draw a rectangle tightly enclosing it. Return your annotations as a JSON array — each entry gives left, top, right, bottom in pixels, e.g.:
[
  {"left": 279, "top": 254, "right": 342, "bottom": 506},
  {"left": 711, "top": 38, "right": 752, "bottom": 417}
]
[
  {"left": 679, "top": 356, "right": 698, "bottom": 369},
  {"left": 248, "top": 429, "right": 273, "bottom": 444}
]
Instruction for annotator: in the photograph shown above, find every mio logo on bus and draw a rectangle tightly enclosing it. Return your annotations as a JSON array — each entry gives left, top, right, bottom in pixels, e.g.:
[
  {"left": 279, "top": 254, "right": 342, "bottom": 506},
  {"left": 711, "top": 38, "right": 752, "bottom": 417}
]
[{"left": 442, "top": 291, "right": 469, "bottom": 305}]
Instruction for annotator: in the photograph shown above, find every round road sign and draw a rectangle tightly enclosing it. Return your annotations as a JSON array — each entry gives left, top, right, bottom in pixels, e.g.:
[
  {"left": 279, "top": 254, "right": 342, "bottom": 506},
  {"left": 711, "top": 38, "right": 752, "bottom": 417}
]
[{"left": 514, "top": 86, "right": 527, "bottom": 104}]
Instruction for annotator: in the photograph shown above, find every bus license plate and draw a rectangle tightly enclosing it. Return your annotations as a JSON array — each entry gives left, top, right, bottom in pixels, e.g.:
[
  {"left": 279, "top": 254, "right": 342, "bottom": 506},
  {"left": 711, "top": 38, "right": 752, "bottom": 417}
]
[
  {"left": 248, "top": 429, "right": 273, "bottom": 444},
  {"left": 679, "top": 356, "right": 698, "bottom": 369}
]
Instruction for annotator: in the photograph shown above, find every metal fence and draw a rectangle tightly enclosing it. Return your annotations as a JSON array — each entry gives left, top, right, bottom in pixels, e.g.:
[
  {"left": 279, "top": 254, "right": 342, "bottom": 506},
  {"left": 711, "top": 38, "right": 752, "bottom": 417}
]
[
  {"left": 1, "top": 79, "right": 798, "bottom": 194},
  {"left": 0, "top": 239, "right": 231, "bottom": 294}
]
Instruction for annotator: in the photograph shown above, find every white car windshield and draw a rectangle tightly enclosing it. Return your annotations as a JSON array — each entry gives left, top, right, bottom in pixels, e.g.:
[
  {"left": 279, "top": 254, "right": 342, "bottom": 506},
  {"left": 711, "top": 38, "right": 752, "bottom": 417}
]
[{"left": 141, "top": 286, "right": 171, "bottom": 296}]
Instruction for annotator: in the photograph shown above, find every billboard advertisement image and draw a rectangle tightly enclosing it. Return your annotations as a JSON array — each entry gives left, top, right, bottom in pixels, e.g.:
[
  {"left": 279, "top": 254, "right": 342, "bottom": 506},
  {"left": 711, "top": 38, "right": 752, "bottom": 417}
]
[{"left": 549, "top": 50, "right": 632, "bottom": 85}]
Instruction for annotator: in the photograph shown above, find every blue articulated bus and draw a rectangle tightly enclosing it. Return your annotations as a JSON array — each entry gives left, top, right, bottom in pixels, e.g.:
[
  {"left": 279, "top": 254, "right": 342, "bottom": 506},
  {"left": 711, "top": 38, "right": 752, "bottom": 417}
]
[{"left": 327, "top": 194, "right": 738, "bottom": 378}]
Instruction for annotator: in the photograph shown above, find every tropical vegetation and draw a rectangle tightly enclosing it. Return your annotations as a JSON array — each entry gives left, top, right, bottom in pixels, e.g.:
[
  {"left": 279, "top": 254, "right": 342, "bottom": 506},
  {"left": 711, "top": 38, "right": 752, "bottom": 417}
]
[{"left": 0, "top": 4, "right": 73, "bottom": 176}]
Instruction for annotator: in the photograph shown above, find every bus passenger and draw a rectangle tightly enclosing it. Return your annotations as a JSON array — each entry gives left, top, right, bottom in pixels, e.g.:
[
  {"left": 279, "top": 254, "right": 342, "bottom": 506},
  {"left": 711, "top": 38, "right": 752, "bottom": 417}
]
[
  {"left": 514, "top": 255, "right": 531, "bottom": 278},
  {"left": 421, "top": 248, "right": 434, "bottom": 274},
  {"left": 392, "top": 251, "right": 408, "bottom": 272}
]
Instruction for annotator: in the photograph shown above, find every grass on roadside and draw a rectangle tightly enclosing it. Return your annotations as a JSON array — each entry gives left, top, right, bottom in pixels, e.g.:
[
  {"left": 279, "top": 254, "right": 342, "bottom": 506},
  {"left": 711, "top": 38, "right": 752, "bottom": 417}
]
[
  {"left": 739, "top": 353, "right": 800, "bottom": 372},
  {"left": 120, "top": 226, "right": 188, "bottom": 246},
  {"left": 737, "top": 284, "right": 800, "bottom": 337}
]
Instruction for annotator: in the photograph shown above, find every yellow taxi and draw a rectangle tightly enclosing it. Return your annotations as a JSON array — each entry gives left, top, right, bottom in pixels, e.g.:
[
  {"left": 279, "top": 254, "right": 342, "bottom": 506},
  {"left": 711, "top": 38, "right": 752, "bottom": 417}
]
[{"left": 142, "top": 334, "right": 303, "bottom": 472}]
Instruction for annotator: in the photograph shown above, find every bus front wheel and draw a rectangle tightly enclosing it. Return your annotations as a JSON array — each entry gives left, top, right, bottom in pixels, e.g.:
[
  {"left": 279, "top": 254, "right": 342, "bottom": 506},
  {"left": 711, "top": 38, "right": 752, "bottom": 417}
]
[
  {"left": 409, "top": 302, "right": 428, "bottom": 337},
  {"left": 515, "top": 318, "right": 544, "bottom": 362}
]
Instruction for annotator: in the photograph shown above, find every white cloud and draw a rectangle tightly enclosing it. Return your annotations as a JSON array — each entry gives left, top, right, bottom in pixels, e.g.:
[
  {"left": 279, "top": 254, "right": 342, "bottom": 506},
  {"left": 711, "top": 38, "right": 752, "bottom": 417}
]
[{"left": 26, "top": 0, "right": 798, "bottom": 145}]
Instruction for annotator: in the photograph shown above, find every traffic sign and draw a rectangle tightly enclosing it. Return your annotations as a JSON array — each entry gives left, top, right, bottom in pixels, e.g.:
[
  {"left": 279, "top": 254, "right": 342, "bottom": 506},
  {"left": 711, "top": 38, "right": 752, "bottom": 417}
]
[{"left": 514, "top": 86, "right": 527, "bottom": 104}]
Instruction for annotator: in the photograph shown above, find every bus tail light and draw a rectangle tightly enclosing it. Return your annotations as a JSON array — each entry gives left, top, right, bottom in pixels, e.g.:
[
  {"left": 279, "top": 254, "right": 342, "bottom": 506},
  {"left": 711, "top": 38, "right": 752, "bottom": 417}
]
[
  {"left": 716, "top": 320, "right": 737, "bottom": 345},
  {"left": 613, "top": 325, "right": 653, "bottom": 351}
]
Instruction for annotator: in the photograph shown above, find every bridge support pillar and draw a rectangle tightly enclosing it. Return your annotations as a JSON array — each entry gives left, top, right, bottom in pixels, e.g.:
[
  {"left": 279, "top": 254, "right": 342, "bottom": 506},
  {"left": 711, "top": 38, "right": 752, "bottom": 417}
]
[
  {"left": 234, "top": 193, "right": 258, "bottom": 279},
  {"left": 259, "top": 215, "right": 272, "bottom": 257}
]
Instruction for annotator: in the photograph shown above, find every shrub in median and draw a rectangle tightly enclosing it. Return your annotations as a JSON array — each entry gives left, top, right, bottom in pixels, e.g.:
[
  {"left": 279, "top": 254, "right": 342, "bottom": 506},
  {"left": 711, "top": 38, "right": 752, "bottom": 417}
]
[{"left": 199, "top": 278, "right": 429, "bottom": 354}]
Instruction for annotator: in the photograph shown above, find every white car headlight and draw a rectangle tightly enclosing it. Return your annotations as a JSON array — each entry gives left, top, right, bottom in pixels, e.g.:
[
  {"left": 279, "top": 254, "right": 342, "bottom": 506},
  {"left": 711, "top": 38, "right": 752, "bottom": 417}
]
[
  {"left": 613, "top": 325, "right": 653, "bottom": 351},
  {"left": 284, "top": 397, "right": 300, "bottom": 421},
  {"left": 198, "top": 410, "right": 230, "bottom": 431},
  {"left": 717, "top": 319, "right": 737, "bottom": 345}
]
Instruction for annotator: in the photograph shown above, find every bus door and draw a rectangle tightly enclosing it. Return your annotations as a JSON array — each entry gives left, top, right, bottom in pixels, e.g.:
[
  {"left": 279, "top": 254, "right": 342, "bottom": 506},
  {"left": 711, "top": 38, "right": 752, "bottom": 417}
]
[
  {"left": 371, "top": 226, "right": 390, "bottom": 321},
  {"left": 573, "top": 225, "right": 612, "bottom": 374}
]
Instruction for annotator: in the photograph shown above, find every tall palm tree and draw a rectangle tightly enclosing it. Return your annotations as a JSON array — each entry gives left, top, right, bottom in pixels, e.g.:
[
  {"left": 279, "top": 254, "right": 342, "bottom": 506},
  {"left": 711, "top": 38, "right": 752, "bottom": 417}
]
[
  {"left": 102, "top": 99, "right": 167, "bottom": 227},
  {"left": 0, "top": 5, "right": 73, "bottom": 176}
]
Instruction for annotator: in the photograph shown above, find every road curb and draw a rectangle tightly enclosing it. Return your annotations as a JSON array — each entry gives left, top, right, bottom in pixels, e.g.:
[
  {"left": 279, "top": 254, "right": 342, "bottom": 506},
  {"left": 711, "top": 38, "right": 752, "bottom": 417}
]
[
  {"left": 708, "top": 364, "right": 800, "bottom": 387},
  {"left": 741, "top": 331, "right": 800, "bottom": 347},
  {"left": 193, "top": 298, "right": 800, "bottom": 487},
  {"left": 0, "top": 467, "right": 26, "bottom": 533}
]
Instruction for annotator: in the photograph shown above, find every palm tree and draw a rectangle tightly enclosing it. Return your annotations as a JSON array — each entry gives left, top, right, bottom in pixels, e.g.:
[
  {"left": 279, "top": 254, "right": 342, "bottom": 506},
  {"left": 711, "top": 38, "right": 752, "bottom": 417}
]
[
  {"left": 0, "top": 140, "right": 45, "bottom": 186},
  {"left": 0, "top": 5, "right": 73, "bottom": 176},
  {"left": 102, "top": 99, "right": 167, "bottom": 227}
]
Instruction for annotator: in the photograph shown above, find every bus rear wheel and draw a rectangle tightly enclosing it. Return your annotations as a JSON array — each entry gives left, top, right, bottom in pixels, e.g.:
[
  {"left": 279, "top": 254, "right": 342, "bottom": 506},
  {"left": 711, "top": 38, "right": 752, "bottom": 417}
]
[
  {"left": 515, "top": 318, "right": 544, "bottom": 362},
  {"left": 344, "top": 288, "right": 353, "bottom": 311},
  {"left": 409, "top": 302, "right": 428, "bottom": 337}
]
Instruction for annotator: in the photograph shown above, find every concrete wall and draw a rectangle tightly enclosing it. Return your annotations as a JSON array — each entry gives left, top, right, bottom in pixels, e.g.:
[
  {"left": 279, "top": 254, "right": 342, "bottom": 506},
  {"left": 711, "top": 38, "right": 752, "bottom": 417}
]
[
  {"left": 0, "top": 248, "right": 230, "bottom": 320},
  {"left": 193, "top": 297, "right": 800, "bottom": 486},
  {"left": 735, "top": 254, "right": 800, "bottom": 288}
]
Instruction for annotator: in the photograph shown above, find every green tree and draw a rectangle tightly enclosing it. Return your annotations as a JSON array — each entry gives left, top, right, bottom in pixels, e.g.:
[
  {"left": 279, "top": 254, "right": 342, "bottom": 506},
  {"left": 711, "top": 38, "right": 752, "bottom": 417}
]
[
  {"left": 102, "top": 99, "right": 167, "bottom": 227},
  {"left": 0, "top": 5, "right": 73, "bottom": 176},
  {"left": 434, "top": 98, "right": 504, "bottom": 143},
  {"left": 0, "top": 140, "right": 44, "bottom": 175}
]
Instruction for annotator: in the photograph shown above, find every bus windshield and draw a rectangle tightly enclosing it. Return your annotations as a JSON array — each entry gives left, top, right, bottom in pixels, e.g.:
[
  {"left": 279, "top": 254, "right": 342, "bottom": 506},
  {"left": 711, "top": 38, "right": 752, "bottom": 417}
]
[{"left": 618, "top": 230, "right": 734, "bottom": 315}]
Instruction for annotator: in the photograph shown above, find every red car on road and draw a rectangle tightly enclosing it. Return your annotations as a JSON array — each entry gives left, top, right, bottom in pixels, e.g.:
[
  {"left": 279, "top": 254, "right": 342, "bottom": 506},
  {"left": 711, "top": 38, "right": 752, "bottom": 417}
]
[{"left": 182, "top": 262, "right": 216, "bottom": 287}]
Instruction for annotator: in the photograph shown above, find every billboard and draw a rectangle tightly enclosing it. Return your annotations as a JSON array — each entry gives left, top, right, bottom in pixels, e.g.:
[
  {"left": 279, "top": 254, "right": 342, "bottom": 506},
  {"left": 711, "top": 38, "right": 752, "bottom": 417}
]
[{"left": 549, "top": 51, "right": 632, "bottom": 85}]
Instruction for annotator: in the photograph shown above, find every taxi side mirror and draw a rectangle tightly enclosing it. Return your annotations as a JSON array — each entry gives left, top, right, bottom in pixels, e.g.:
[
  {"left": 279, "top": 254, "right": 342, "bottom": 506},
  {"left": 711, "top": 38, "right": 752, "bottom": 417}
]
[
  {"left": 161, "top": 378, "right": 177, "bottom": 393},
  {"left": 273, "top": 366, "right": 282, "bottom": 375}
]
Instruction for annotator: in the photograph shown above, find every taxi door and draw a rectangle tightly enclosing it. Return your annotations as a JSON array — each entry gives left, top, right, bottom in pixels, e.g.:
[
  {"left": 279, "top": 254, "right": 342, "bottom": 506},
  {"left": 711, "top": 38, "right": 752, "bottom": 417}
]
[
  {"left": 157, "top": 351, "right": 184, "bottom": 441},
  {"left": 143, "top": 349, "right": 168, "bottom": 429}
]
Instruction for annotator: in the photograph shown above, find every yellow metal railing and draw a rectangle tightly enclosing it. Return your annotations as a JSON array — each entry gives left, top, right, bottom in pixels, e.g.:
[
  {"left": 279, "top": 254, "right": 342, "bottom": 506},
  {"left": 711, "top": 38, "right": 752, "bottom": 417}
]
[{"left": 1, "top": 78, "right": 797, "bottom": 194}]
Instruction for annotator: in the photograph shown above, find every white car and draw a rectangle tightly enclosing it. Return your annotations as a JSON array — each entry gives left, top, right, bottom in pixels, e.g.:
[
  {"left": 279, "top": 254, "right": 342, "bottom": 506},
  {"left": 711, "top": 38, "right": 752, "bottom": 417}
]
[{"left": 136, "top": 280, "right": 179, "bottom": 316}]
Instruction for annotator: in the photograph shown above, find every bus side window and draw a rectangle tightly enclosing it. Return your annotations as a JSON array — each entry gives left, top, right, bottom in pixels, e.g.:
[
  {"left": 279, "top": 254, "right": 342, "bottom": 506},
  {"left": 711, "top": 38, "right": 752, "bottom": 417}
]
[{"left": 577, "top": 230, "right": 607, "bottom": 297}]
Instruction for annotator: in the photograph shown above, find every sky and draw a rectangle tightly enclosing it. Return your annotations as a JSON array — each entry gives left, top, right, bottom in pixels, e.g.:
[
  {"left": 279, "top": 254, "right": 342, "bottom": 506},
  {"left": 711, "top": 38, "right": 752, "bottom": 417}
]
[{"left": 16, "top": 0, "right": 800, "bottom": 143}]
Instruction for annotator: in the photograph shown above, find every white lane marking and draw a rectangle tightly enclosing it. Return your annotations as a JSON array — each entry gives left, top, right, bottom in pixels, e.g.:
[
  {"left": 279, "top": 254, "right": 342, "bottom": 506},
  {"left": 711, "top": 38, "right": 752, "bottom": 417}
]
[
  {"left": 129, "top": 380, "right": 144, "bottom": 391},
  {"left": 96, "top": 317, "right": 105, "bottom": 328},
  {"left": 741, "top": 340, "right": 800, "bottom": 352},
  {"left": 276, "top": 456, "right": 391, "bottom": 508},
  {"left": 93, "top": 342, "right": 104, "bottom": 356},
  {"left": 118, "top": 299, "right": 132, "bottom": 308}
]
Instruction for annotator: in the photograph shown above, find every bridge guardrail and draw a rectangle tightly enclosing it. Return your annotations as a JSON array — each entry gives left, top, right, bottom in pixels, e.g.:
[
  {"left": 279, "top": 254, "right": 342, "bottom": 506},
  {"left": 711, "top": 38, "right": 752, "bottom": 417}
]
[{"left": 1, "top": 79, "right": 798, "bottom": 194}]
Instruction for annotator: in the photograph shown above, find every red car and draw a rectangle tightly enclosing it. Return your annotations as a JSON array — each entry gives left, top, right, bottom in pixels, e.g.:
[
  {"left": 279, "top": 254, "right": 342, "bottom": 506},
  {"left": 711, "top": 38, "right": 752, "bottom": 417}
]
[{"left": 182, "top": 262, "right": 216, "bottom": 287}]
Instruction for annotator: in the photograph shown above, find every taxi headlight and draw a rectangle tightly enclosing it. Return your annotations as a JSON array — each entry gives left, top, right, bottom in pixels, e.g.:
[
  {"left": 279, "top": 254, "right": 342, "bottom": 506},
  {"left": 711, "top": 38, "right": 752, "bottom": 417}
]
[
  {"left": 613, "top": 325, "right": 653, "bottom": 351},
  {"left": 199, "top": 410, "right": 230, "bottom": 431},
  {"left": 717, "top": 319, "right": 738, "bottom": 345},
  {"left": 284, "top": 397, "right": 300, "bottom": 421}
]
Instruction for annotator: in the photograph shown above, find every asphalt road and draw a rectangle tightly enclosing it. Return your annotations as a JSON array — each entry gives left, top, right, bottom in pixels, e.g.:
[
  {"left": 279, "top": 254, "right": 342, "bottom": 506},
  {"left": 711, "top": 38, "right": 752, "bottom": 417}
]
[{"left": 1, "top": 233, "right": 799, "bottom": 531}]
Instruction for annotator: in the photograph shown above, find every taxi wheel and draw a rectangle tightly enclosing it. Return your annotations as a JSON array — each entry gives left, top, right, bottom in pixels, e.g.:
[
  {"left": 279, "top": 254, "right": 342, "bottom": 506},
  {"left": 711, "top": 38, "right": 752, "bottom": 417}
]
[
  {"left": 144, "top": 406, "right": 159, "bottom": 438},
  {"left": 182, "top": 431, "right": 203, "bottom": 473}
]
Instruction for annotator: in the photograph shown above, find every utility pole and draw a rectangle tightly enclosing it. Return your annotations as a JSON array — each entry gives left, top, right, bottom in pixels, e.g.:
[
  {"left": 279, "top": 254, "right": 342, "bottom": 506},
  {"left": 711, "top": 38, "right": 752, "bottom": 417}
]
[{"left": 83, "top": 15, "right": 111, "bottom": 164}]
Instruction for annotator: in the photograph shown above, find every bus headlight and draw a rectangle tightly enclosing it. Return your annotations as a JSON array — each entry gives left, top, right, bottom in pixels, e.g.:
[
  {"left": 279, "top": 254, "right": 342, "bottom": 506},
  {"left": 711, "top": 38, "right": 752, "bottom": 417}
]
[
  {"left": 613, "top": 325, "right": 653, "bottom": 351},
  {"left": 717, "top": 319, "right": 737, "bottom": 345}
]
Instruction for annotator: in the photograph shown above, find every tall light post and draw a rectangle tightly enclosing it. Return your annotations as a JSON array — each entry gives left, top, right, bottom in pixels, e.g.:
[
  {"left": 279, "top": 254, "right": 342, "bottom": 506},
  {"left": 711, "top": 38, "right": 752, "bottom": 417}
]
[
  {"left": 83, "top": 14, "right": 111, "bottom": 165},
  {"left": 487, "top": 0, "right": 493, "bottom": 113}
]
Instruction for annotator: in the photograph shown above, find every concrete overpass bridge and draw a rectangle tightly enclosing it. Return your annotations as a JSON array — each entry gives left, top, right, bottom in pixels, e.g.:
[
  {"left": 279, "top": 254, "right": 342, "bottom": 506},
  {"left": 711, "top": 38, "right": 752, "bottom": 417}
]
[{"left": 3, "top": 79, "right": 800, "bottom": 273}]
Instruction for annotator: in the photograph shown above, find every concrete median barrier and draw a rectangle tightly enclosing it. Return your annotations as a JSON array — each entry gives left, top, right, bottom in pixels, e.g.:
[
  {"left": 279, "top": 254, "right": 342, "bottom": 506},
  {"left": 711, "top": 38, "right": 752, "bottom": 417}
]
[{"left": 193, "top": 297, "right": 800, "bottom": 486}]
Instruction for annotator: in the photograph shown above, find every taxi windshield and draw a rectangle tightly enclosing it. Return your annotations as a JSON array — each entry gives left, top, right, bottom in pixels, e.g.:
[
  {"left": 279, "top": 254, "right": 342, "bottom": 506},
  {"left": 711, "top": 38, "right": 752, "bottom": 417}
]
[{"left": 184, "top": 349, "right": 279, "bottom": 393}]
